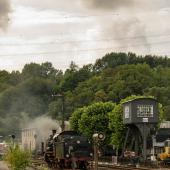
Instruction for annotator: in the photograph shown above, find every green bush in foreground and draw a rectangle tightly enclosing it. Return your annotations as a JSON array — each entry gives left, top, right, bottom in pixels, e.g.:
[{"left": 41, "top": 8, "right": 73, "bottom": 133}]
[{"left": 5, "top": 145, "right": 31, "bottom": 170}]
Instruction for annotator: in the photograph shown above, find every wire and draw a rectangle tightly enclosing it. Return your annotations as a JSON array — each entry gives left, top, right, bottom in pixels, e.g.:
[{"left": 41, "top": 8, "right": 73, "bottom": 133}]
[
  {"left": 0, "top": 33, "right": 170, "bottom": 46},
  {"left": 0, "top": 40, "right": 170, "bottom": 57},
  {"left": 13, "top": 12, "right": 119, "bottom": 20}
]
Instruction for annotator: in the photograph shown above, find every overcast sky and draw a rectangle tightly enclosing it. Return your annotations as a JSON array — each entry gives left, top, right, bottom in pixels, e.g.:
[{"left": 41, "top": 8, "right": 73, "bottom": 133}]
[{"left": 0, "top": 0, "right": 170, "bottom": 72}]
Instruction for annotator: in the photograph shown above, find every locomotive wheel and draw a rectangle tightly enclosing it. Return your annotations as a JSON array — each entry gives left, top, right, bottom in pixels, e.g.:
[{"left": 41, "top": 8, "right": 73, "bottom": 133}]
[
  {"left": 79, "top": 161, "right": 87, "bottom": 170},
  {"left": 58, "top": 159, "right": 65, "bottom": 169}
]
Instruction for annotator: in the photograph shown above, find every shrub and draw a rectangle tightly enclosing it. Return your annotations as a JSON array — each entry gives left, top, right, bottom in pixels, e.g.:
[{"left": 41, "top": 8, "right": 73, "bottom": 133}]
[{"left": 5, "top": 145, "right": 31, "bottom": 170}]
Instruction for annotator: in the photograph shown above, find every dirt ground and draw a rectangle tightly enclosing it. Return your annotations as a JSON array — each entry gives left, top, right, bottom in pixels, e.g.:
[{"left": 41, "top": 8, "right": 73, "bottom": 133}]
[{"left": 0, "top": 161, "right": 9, "bottom": 170}]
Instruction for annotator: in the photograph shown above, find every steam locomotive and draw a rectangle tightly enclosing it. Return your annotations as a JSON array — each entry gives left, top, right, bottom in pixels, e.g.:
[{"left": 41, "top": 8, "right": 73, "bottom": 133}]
[{"left": 44, "top": 130, "right": 93, "bottom": 169}]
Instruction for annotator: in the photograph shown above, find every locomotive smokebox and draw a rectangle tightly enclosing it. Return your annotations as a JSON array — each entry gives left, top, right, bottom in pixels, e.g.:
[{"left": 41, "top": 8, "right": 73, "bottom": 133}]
[{"left": 52, "top": 130, "right": 57, "bottom": 136}]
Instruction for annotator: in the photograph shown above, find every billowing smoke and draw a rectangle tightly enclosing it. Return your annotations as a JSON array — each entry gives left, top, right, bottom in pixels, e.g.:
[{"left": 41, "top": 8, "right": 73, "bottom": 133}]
[
  {"left": 83, "top": 0, "right": 134, "bottom": 10},
  {"left": 24, "top": 116, "right": 61, "bottom": 142},
  {"left": 99, "top": 16, "right": 150, "bottom": 53},
  {"left": 0, "top": 0, "right": 11, "bottom": 30},
  {"left": 82, "top": 0, "right": 152, "bottom": 53},
  {"left": 82, "top": 0, "right": 170, "bottom": 11}
]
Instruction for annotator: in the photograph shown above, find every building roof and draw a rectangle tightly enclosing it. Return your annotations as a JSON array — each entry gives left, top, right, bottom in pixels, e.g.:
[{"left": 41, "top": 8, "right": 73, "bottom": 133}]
[
  {"left": 122, "top": 97, "right": 157, "bottom": 104},
  {"left": 156, "top": 128, "right": 170, "bottom": 142}
]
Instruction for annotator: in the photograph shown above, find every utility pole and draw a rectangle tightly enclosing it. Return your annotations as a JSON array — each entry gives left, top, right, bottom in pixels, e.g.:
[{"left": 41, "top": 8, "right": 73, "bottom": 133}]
[
  {"left": 52, "top": 93, "right": 65, "bottom": 131},
  {"left": 60, "top": 95, "right": 65, "bottom": 131}
]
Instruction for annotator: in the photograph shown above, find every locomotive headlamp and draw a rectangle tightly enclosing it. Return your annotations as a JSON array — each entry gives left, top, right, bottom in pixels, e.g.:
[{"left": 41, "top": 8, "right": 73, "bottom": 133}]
[
  {"left": 98, "top": 133, "right": 105, "bottom": 140},
  {"left": 93, "top": 132, "right": 105, "bottom": 141},
  {"left": 77, "top": 140, "right": 80, "bottom": 144},
  {"left": 66, "top": 154, "right": 70, "bottom": 158}
]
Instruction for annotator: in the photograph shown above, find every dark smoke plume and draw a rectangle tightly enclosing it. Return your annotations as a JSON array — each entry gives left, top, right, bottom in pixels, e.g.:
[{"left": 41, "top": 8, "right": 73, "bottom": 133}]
[
  {"left": 0, "top": 0, "right": 11, "bottom": 30},
  {"left": 83, "top": 0, "right": 134, "bottom": 10},
  {"left": 101, "top": 17, "right": 150, "bottom": 53},
  {"left": 82, "top": 0, "right": 151, "bottom": 53}
]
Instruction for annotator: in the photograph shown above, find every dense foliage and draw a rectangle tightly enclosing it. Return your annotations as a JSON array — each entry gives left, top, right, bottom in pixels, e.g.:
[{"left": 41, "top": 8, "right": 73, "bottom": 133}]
[
  {"left": 0, "top": 52, "right": 170, "bottom": 136},
  {"left": 70, "top": 95, "right": 161, "bottom": 150},
  {"left": 70, "top": 102, "right": 115, "bottom": 144},
  {"left": 5, "top": 145, "right": 31, "bottom": 170}
]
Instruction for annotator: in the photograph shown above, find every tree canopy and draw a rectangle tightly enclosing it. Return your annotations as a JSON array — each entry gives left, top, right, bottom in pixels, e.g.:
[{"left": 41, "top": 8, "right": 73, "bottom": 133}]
[
  {"left": 0, "top": 52, "right": 170, "bottom": 136},
  {"left": 70, "top": 102, "right": 115, "bottom": 144},
  {"left": 70, "top": 95, "right": 162, "bottom": 150}
]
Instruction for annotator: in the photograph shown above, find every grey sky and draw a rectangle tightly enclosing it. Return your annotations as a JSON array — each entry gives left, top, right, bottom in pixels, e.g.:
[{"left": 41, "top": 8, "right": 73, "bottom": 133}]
[{"left": 0, "top": 0, "right": 170, "bottom": 72}]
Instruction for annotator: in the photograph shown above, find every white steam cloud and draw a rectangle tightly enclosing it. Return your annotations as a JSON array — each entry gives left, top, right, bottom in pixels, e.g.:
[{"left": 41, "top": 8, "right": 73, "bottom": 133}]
[{"left": 25, "top": 116, "right": 61, "bottom": 142}]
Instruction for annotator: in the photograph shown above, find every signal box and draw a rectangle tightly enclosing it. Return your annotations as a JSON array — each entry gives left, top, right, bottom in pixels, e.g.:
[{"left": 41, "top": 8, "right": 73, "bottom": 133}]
[{"left": 123, "top": 98, "right": 158, "bottom": 125}]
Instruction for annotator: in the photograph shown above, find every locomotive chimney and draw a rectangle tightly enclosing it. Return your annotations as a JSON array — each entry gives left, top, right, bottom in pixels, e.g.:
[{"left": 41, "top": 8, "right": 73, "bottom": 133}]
[{"left": 52, "top": 129, "right": 56, "bottom": 136}]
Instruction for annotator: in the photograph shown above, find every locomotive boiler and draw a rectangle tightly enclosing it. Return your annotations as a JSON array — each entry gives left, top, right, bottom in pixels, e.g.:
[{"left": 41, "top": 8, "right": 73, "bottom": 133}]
[{"left": 44, "top": 130, "right": 93, "bottom": 169}]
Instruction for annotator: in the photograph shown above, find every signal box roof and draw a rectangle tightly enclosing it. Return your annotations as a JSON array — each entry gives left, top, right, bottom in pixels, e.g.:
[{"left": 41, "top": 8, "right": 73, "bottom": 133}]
[{"left": 122, "top": 97, "right": 157, "bottom": 104}]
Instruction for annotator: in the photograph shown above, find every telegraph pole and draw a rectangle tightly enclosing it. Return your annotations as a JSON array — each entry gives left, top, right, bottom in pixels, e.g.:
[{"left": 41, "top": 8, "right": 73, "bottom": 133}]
[{"left": 52, "top": 93, "right": 65, "bottom": 131}]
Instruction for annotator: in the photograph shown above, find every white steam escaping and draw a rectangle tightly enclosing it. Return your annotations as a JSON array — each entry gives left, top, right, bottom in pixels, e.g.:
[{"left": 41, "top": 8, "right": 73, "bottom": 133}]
[
  {"left": 0, "top": 0, "right": 11, "bottom": 30},
  {"left": 25, "top": 116, "right": 61, "bottom": 142}
]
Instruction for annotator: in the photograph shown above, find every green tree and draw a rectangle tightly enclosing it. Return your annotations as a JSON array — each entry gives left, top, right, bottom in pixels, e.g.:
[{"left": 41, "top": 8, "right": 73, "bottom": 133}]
[
  {"left": 21, "top": 62, "right": 62, "bottom": 81},
  {"left": 48, "top": 100, "right": 63, "bottom": 119},
  {"left": 70, "top": 107, "right": 86, "bottom": 131},
  {"left": 9, "top": 71, "right": 21, "bottom": 86},
  {"left": 109, "top": 103, "right": 125, "bottom": 149},
  {"left": 144, "top": 86, "right": 170, "bottom": 120},
  {"left": 21, "top": 63, "right": 42, "bottom": 80},
  {"left": 94, "top": 90, "right": 107, "bottom": 102},
  {"left": 70, "top": 102, "right": 115, "bottom": 144}
]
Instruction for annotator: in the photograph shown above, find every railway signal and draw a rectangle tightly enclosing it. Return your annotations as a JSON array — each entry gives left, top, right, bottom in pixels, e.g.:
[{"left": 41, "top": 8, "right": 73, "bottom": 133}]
[
  {"left": 93, "top": 132, "right": 105, "bottom": 141},
  {"left": 93, "top": 132, "right": 105, "bottom": 170}
]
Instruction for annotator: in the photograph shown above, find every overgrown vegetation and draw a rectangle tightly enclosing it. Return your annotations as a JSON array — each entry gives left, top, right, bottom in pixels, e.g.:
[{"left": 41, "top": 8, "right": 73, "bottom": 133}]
[{"left": 5, "top": 145, "right": 31, "bottom": 170}]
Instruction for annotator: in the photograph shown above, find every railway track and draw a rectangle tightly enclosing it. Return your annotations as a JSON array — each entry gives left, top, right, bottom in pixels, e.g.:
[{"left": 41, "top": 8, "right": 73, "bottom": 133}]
[
  {"left": 30, "top": 157, "right": 49, "bottom": 170},
  {"left": 93, "top": 162, "right": 170, "bottom": 170},
  {"left": 30, "top": 158, "right": 170, "bottom": 170},
  {"left": 98, "top": 164, "right": 150, "bottom": 170}
]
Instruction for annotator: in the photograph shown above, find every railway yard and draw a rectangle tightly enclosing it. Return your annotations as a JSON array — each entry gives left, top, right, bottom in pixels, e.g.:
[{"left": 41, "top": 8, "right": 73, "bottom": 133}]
[
  {"left": 2, "top": 98, "right": 170, "bottom": 170},
  {"left": 30, "top": 159, "right": 170, "bottom": 170},
  {"left": 3, "top": 156, "right": 161, "bottom": 170},
  {"left": 1, "top": 1, "right": 170, "bottom": 169},
  {"left": 29, "top": 155, "right": 170, "bottom": 170}
]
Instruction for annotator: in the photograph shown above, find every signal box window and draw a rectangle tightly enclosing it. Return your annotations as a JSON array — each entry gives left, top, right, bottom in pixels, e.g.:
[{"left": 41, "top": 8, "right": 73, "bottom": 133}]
[{"left": 137, "top": 105, "right": 153, "bottom": 117}]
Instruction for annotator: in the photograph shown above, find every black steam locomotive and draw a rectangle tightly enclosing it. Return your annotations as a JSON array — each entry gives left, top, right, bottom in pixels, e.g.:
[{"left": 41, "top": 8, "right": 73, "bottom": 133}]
[{"left": 44, "top": 130, "right": 93, "bottom": 169}]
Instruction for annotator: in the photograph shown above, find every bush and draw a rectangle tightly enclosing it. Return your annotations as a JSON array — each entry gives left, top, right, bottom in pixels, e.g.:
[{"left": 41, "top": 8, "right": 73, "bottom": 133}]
[{"left": 5, "top": 145, "right": 31, "bottom": 170}]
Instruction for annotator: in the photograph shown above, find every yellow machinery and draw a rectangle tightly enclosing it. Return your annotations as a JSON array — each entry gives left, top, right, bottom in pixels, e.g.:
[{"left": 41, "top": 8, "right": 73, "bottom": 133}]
[{"left": 159, "top": 139, "right": 170, "bottom": 163}]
